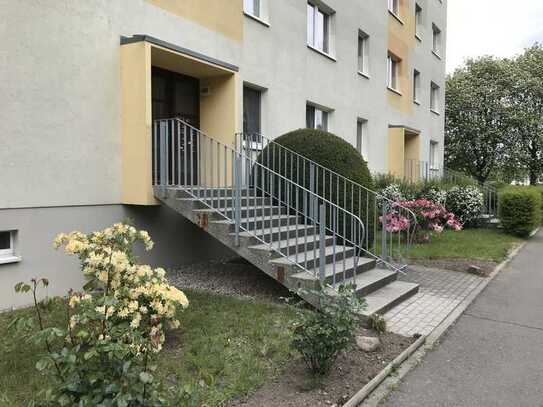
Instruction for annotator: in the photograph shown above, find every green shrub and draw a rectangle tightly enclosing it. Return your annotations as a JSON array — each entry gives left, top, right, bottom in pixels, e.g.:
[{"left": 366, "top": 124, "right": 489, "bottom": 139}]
[
  {"left": 257, "top": 129, "right": 374, "bottom": 244},
  {"left": 534, "top": 186, "right": 543, "bottom": 223},
  {"left": 289, "top": 285, "right": 365, "bottom": 376},
  {"left": 499, "top": 187, "right": 542, "bottom": 236}
]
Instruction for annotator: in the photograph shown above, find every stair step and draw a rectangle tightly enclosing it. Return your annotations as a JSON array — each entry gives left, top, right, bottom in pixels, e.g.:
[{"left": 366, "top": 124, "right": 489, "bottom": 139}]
[
  {"left": 248, "top": 234, "right": 335, "bottom": 256},
  {"left": 175, "top": 187, "right": 256, "bottom": 198},
  {"left": 291, "top": 256, "right": 377, "bottom": 285},
  {"left": 270, "top": 244, "right": 354, "bottom": 270},
  {"left": 348, "top": 268, "right": 398, "bottom": 297},
  {"left": 212, "top": 214, "right": 299, "bottom": 230},
  {"left": 193, "top": 205, "right": 284, "bottom": 218},
  {"left": 359, "top": 281, "right": 419, "bottom": 317},
  {"left": 235, "top": 224, "right": 316, "bottom": 241}
]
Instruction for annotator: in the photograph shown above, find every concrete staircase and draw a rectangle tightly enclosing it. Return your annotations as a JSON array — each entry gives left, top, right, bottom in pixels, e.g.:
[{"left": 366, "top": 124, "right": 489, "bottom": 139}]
[{"left": 155, "top": 186, "right": 419, "bottom": 319}]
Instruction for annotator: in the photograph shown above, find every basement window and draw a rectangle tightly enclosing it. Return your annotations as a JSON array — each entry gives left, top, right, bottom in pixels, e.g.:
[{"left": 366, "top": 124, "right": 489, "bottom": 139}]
[{"left": 0, "top": 230, "right": 20, "bottom": 264}]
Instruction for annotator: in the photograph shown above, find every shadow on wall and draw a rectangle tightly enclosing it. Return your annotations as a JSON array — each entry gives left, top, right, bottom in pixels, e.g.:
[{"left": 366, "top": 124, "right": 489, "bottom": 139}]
[{"left": 123, "top": 204, "right": 236, "bottom": 268}]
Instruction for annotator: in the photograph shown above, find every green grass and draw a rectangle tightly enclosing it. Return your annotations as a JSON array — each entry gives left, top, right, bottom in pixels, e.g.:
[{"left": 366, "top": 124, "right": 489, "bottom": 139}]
[
  {"left": 0, "top": 290, "right": 295, "bottom": 406},
  {"left": 405, "top": 229, "right": 524, "bottom": 262}
]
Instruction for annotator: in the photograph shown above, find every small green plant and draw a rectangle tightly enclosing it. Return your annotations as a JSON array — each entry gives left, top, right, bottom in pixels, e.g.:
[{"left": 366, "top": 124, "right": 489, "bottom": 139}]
[
  {"left": 10, "top": 224, "right": 189, "bottom": 406},
  {"left": 368, "top": 313, "right": 387, "bottom": 335},
  {"left": 288, "top": 285, "right": 366, "bottom": 376}
]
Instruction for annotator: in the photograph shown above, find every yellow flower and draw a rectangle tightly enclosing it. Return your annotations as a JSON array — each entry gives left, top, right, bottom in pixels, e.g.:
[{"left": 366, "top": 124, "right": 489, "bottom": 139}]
[{"left": 68, "top": 295, "right": 80, "bottom": 308}]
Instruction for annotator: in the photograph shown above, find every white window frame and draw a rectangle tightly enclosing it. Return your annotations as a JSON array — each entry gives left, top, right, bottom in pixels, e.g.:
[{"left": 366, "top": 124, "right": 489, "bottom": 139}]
[
  {"left": 0, "top": 230, "right": 20, "bottom": 264},
  {"left": 432, "top": 24, "right": 442, "bottom": 57},
  {"left": 388, "top": 0, "right": 400, "bottom": 16},
  {"left": 429, "top": 141, "right": 439, "bottom": 170},
  {"left": 307, "top": 2, "right": 333, "bottom": 56},
  {"left": 356, "top": 118, "right": 369, "bottom": 160},
  {"left": 387, "top": 54, "right": 401, "bottom": 92},
  {"left": 357, "top": 31, "right": 370, "bottom": 76},
  {"left": 415, "top": 4, "right": 423, "bottom": 39},
  {"left": 430, "top": 82, "right": 440, "bottom": 113},
  {"left": 244, "top": 0, "right": 261, "bottom": 18},
  {"left": 413, "top": 70, "right": 421, "bottom": 104},
  {"left": 306, "top": 104, "right": 330, "bottom": 131}
]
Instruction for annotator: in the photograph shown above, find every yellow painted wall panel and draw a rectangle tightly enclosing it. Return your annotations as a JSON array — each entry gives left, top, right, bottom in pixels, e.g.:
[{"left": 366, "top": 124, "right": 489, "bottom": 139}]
[
  {"left": 121, "top": 42, "right": 157, "bottom": 205},
  {"left": 388, "top": 128, "right": 406, "bottom": 177}
]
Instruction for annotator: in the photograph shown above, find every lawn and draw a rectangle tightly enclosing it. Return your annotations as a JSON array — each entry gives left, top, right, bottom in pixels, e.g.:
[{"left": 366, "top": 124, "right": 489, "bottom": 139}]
[
  {"left": 0, "top": 289, "right": 295, "bottom": 406},
  {"left": 405, "top": 229, "right": 524, "bottom": 262}
]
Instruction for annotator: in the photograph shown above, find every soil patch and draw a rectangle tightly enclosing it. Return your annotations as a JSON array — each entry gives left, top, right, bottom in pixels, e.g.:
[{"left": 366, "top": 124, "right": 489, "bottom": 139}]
[
  {"left": 168, "top": 258, "right": 291, "bottom": 302},
  {"left": 229, "top": 328, "right": 414, "bottom": 407},
  {"left": 408, "top": 258, "right": 497, "bottom": 277}
]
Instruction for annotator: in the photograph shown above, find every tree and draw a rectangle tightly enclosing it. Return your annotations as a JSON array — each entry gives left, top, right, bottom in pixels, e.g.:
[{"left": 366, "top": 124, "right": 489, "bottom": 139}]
[
  {"left": 445, "top": 57, "right": 513, "bottom": 183},
  {"left": 505, "top": 44, "right": 543, "bottom": 185}
]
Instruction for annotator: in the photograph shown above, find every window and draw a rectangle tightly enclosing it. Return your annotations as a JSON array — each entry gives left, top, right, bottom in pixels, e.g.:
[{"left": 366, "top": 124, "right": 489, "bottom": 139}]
[
  {"left": 415, "top": 4, "right": 423, "bottom": 39},
  {"left": 432, "top": 24, "right": 442, "bottom": 56},
  {"left": 243, "top": 86, "right": 262, "bottom": 138},
  {"left": 387, "top": 54, "right": 401, "bottom": 92},
  {"left": 429, "top": 141, "right": 439, "bottom": 170},
  {"left": 430, "top": 82, "right": 440, "bottom": 113},
  {"left": 0, "top": 230, "right": 19, "bottom": 263},
  {"left": 307, "top": 2, "right": 330, "bottom": 54},
  {"left": 244, "top": 0, "right": 261, "bottom": 18},
  {"left": 388, "top": 0, "right": 399, "bottom": 16},
  {"left": 413, "top": 70, "right": 421, "bottom": 103},
  {"left": 357, "top": 119, "right": 369, "bottom": 159},
  {"left": 357, "top": 31, "right": 369, "bottom": 75},
  {"left": 306, "top": 104, "right": 329, "bottom": 131}
]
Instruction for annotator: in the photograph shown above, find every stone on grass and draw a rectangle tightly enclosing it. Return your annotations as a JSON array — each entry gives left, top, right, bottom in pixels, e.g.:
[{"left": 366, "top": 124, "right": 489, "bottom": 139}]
[
  {"left": 467, "top": 265, "right": 484, "bottom": 276},
  {"left": 356, "top": 335, "right": 380, "bottom": 352}
]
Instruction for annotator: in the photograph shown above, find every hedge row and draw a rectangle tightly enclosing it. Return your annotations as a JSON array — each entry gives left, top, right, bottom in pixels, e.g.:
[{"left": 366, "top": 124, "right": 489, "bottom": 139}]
[{"left": 499, "top": 186, "right": 542, "bottom": 237}]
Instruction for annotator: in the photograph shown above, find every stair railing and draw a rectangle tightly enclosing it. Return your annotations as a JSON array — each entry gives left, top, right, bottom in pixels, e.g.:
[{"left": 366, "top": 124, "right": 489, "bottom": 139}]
[
  {"left": 236, "top": 132, "right": 419, "bottom": 273},
  {"left": 153, "top": 118, "right": 370, "bottom": 286}
]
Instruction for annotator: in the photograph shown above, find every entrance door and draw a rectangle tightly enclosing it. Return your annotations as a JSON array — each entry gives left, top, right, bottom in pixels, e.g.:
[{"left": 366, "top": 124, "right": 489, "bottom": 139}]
[{"left": 152, "top": 67, "right": 200, "bottom": 185}]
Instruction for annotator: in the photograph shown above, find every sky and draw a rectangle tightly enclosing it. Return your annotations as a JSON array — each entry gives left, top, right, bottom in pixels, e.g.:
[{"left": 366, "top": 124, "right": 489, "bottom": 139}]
[{"left": 446, "top": 0, "right": 543, "bottom": 73}]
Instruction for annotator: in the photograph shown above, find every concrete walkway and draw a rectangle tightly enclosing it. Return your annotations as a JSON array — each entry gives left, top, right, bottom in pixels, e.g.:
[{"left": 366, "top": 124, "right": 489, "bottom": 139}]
[{"left": 382, "top": 230, "right": 543, "bottom": 407}]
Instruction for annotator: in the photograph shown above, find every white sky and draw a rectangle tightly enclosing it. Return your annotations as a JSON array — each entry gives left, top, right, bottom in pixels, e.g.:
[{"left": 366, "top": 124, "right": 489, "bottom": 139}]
[{"left": 447, "top": 0, "right": 543, "bottom": 73}]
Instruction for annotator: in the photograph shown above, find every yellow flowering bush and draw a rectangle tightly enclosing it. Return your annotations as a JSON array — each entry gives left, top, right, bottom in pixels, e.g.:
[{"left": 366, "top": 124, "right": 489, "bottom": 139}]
[{"left": 13, "top": 223, "right": 188, "bottom": 406}]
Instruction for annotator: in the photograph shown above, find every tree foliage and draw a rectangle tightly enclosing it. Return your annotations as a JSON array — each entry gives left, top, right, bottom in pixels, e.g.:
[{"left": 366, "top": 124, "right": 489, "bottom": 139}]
[{"left": 445, "top": 45, "right": 543, "bottom": 185}]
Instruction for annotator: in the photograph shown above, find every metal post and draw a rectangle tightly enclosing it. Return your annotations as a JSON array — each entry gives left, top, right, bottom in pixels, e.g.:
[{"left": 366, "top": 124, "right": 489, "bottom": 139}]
[
  {"left": 309, "top": 163, "right": 315, "bottom": 219},
  {"left": 234, "top": 151, "right": 242, "bottom": 247},
  {"left": 159, "top": 121, "right": 168, "bottom": 186},
  {"left": 319, "top": 204, "right": 326, "bottom": 284},
  {"left": 381, "top": 202, "right": 388, "bottom": 262}
]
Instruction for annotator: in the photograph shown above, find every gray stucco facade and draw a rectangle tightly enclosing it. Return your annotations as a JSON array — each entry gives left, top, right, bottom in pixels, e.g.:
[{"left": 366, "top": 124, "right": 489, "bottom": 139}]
[{"left": 0, "top": 0, "right": 447, "bottom": 309}]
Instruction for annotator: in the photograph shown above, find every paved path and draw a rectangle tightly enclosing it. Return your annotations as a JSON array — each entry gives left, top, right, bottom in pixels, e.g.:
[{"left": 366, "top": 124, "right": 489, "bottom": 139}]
[
  {"left": 384, "top": 266, "right": 483, "bottom": 336},
  {"left": 382, "top": 230, "right": 543, "bottom": 407}
]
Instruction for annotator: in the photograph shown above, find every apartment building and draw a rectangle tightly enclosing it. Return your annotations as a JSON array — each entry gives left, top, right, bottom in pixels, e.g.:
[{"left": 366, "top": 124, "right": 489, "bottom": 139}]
[{"left": 0, "top": 0, "right": 447, "bottom": 309}]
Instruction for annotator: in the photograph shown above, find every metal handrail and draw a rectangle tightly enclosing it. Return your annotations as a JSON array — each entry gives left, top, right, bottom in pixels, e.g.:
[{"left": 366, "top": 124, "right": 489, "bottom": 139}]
[
  {"left": 153, "top": 118, "right": 383, "bottom": 285},
  {"left": 236, "top": 131, "right": 419, "bottom": 271}
]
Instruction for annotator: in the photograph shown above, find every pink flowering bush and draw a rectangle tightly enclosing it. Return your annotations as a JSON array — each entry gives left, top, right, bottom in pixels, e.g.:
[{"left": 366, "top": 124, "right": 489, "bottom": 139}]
[{"left": 381, "top": 198, "right": 462, "bottom": 243}]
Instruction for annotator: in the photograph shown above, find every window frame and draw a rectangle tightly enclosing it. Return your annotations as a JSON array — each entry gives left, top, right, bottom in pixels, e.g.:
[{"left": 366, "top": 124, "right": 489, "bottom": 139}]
[
  {"left": 429, "top": 141, "right": 439, "bottom": 170},
  {"left": 306, "top": 104, "right": 330, "bottom": 131},
  {"left": 430, "top": 81, "right": 440, "bottom": 113},
  {"left": 0, "top": 230, "right": 20, "bottom": 264},
  {"left": 387, "top": 54, "right": 401, "bottom": 93},
  {"left": 244, "top": 0, "right": 261, "bottom": 18},
  {"left": 388, "top": 0, "right": 400, "bottom": 17},
  {"left": 356, "top": 118, "right": 369, "bottom": 159},
  {"left": 413, "top": 69, "right": 421, "bottom": 104},
  {"left": 415, "top": 4, "right": 423, "bottom": 40},
  {"left": 307, "top": 1, "right": 334, "bottom": 57},
  {"left": 432, "top": 23, "right": 442, "bottom": 57},
  {"left": 357, "top": 31, "right": 370, "bottom": 77}
]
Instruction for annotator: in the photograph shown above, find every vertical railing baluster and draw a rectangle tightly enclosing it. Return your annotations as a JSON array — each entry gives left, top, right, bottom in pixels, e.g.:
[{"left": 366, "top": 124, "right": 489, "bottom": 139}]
[{"left": 319, "top": 204, "right": 326, "bottom": 284}]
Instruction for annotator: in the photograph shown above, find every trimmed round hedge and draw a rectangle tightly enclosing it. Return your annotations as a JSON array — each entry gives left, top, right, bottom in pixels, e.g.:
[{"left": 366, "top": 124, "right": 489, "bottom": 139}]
[
  {"left": 255, "top": 128, "right": 375, "bottom": 246},
  {"left": 499, "top": 186, "right": 542, "bottom": 237}
]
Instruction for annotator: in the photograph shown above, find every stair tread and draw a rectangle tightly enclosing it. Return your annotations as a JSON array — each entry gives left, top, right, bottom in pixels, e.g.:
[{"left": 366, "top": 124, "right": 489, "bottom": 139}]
[
  {"left": 270, "top": 244, "right": 354, "bottom": 266},
  {"left": 212, "top": 214, "right": 298, "bottom": 225},
  {"left": 235, "top": 224, "right": 315, "bottom": 238},
  {"left": 358, "top": 281, "right": 419, "bottom": 316},
  {"left": 291, "top": 257, "right": 376, "bottom": 280},
  {"left": 248, "top": 234, "right": 333, "bottom": 251},
  {"left": 193, "top": 205, "right": 280, "bottom": 213}
]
